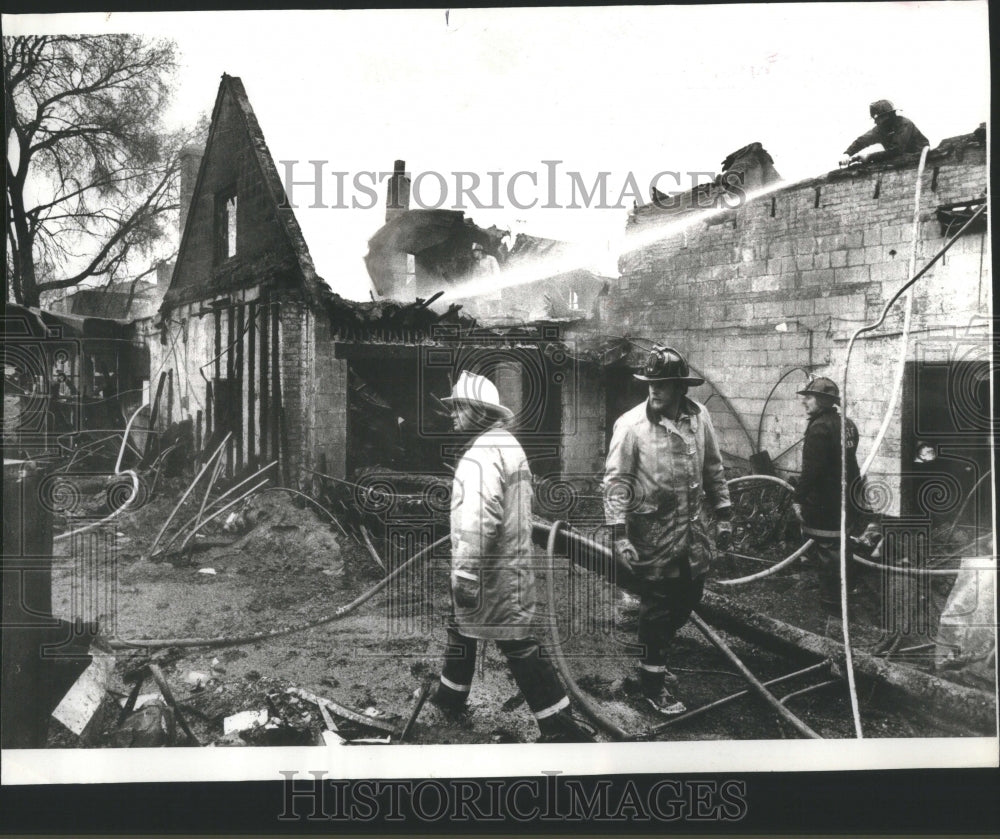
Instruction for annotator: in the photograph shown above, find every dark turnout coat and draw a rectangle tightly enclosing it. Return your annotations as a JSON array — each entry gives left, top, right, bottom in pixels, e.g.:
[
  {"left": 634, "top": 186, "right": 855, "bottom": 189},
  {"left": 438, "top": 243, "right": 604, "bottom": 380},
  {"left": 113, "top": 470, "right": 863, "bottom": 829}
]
[
  {"left": 845, "top": 115, "right": 929, "bottom": 157},
  {"left": 795, "top": 407, "right": 867, "bottom": 538}
]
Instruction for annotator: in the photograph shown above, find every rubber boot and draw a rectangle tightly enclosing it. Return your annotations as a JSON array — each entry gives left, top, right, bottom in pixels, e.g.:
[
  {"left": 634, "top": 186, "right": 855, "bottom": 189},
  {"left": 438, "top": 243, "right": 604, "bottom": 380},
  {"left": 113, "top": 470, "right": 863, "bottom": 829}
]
[
  {"left": 536, "top": 708, "right": 596, "bottom": 743},
  {"left": 639, "top": 668, "right": 685, "bottom": 716}
]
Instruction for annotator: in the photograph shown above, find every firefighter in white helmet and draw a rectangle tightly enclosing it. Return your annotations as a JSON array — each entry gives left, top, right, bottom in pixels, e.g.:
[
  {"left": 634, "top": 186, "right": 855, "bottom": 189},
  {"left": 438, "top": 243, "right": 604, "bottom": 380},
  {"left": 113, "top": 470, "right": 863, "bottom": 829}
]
[{"left": 428, "top": 370, "right": 595, "bottom": 742}]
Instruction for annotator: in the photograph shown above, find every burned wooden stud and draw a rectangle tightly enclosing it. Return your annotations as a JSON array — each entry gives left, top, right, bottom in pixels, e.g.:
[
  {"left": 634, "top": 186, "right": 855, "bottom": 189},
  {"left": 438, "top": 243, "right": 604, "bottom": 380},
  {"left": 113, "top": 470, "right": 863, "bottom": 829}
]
[
  {"left": 285, "top": 686, "right": 398, "bottom": 736},
  {"left": 143, "top": 371, "right": 167, "bottom": 462},
  {"left": 214, "top": 305, "right": 222, "bottom": 381},
  {"left": 259, "top": 296, "right": 270, "bottom": 463},
  {"left": 235, "top": 303, "right": 245, "bottom": 472},
  {"left": 205, "top": 381, "right": 214, "bottom": 444},
  {"left": 148, "top": 664, "right": 201, "bottom": 746},
  {"left": 226, "top": 304, "right": 235, "bottom": 476},
  {"left": 270, "top": 301, "right": 281, "bottom": 481},
  {"left": 247, "top": 299, "right": 257, "bottom": 468},
  {"left": 399, "top": 679, "right": 432, "bottom": 744},
  {"left": 165, "top": 369, "right": 174, "bottom": 435}
]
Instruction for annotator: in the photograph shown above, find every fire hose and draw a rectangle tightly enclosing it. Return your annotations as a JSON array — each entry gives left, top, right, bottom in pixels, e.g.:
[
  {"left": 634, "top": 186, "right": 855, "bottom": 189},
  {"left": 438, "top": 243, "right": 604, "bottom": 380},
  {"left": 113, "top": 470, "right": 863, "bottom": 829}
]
[
  {"left": 538, "top": 519, "right": 821, "bottom": 740},
  {"left": 544, "top": 521, "right": 630, "bottom": 740},
  {"left": 838, "top": 150, "right": 987, "bottom": 737}
]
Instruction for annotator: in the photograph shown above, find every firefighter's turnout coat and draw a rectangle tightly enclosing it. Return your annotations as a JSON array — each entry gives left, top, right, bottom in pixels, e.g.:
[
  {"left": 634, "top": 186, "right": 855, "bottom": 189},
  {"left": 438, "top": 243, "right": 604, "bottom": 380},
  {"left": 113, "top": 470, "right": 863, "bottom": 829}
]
[
  {"left": 794, "top": 406, "right": 866, "bottom": 539},
  {"left": 603, "top": 397, "right": 731, "bottom": 581},
  {"left": 450, "top": 424, "right": 537, "bottom": 640}
]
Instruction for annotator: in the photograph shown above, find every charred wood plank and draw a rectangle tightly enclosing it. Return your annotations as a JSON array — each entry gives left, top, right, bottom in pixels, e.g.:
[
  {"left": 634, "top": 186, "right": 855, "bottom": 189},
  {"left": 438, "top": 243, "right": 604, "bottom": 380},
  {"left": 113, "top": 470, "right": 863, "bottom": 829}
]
[
  {"left": 235, "top": 303, "right": 245, "bottom": 472},
  {"left": 270, "top": 301, "right": 281, "bottom": 483},
  {"left": 226, "top": 305, "right": 235, "bottom": 476},
  {"left": 697, "top": 589, "right": 996, "bottom": 736},
  {"left": 259, "top": 296, "right": 269, "bottom": 463},
  {"left": 247, "top": 300, "right": 256, "bottom": 468}
]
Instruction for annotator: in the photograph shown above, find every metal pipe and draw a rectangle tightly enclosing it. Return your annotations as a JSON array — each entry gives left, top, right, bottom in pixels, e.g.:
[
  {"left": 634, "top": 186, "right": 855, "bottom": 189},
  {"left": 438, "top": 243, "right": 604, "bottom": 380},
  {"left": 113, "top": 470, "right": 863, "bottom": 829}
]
[
  {"left": 646, "top": 660, "right": 831, "bottom": 736},
  {"left": 176, "top": 478, "right": 269, "bottom": 553},
  {"left": 155, "top": 460, "right": 278, "bottom": 555},
  {"left": 778, "top": 679, "right": 840, "bottom": 707},
  {"left": 146, "top": 431, "right": 232, "bottom": 557},
  {"left": 689, "top": 612, "right": 822, "bottom": 739},
  {"left": 195, "top": 453, "right": 227, "bottom": 529}
]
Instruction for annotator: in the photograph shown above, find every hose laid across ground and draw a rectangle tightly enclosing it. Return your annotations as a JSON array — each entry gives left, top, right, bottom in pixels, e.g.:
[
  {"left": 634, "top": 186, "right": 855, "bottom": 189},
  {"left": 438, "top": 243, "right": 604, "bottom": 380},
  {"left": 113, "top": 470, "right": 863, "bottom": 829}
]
[
  {"left": 713, "top": 474, "right": 812, "bottom": 586},
  {"left": 545, "top": 521, "right": 630, "bottom": 741}
]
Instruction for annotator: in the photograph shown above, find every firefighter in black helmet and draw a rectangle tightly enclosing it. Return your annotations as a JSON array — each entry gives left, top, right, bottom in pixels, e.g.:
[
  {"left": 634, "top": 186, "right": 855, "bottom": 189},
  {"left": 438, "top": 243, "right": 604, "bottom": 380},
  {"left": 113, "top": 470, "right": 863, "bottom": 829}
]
[
  {"left": 603, "top": 345, "right": 732, "bottom": 716},
  {"left": 839, "top": 99, "right": 929, "bottom": 167},
  {"left": 792, "top": 377, "right": 869, "bottom": 616}
]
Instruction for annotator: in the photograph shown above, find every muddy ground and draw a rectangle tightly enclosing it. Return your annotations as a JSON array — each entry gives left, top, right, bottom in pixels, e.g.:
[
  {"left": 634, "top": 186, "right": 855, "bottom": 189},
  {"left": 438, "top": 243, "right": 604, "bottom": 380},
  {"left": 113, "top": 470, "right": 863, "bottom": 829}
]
[{"left": 47, "top": 480, "right": 983, "bottom": 747}]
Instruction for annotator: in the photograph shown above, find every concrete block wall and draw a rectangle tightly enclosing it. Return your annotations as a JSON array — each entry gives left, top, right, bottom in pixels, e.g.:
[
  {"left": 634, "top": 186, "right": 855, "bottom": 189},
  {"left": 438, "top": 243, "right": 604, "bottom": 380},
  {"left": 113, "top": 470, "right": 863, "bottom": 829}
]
[
  {"left": 306, "top": 312, "right": 349, "bottom": 480},
  {"left": 612, "top": 141, "right": 988, "bottom": 513},
  {"left": 561, "top": 360, "right": 607, "bottom": 482}
]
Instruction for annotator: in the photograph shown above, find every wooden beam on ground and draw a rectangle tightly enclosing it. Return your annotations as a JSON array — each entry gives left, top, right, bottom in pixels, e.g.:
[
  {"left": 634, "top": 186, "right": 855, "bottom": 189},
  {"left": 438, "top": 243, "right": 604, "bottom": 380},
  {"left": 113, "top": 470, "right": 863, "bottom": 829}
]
[{"left": 697, "top": 589, "right": 996, "bottom": 736}]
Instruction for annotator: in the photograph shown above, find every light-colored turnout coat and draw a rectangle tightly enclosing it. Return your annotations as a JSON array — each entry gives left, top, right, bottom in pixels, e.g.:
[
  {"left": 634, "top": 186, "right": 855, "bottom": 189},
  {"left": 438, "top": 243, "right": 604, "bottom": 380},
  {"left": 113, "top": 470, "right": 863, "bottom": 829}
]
[
  {"left": 604, "top": 397, "right": 731, "bottom": 580},
  {"left": 450, "top": 425, "right": 537, "bottom": 640}
]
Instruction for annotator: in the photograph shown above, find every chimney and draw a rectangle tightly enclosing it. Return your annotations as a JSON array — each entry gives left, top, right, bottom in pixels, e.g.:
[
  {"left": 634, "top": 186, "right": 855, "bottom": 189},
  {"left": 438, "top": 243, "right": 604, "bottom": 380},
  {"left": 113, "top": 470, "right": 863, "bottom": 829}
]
[
  {"left": 178, "top": 143, "right": 205, "bottom": 234},
  {"left": 385, "top": 159, "right": 410, "bottom": 223}
]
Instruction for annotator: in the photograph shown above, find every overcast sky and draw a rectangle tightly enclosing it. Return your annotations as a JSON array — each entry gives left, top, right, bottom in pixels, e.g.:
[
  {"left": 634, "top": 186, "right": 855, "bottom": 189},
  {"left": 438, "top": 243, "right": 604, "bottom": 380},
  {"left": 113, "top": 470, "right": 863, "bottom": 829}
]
[{"left": 6, "top": 3, "right": 991, "bottom": 301}]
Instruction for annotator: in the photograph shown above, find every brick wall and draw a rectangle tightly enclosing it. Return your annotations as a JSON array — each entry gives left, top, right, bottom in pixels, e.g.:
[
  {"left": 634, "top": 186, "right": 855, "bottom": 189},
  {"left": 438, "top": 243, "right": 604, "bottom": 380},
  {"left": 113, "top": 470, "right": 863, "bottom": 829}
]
[{"left": 610, "top": 140, "right": 989, "bottom": 514}]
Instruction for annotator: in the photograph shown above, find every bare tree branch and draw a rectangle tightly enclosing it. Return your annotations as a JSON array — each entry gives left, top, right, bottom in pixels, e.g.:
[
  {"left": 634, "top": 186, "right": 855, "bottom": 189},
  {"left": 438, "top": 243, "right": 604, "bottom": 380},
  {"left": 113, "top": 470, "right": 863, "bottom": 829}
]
[{"left": 3, "top": 34, "right": 196, "bottom": 306}]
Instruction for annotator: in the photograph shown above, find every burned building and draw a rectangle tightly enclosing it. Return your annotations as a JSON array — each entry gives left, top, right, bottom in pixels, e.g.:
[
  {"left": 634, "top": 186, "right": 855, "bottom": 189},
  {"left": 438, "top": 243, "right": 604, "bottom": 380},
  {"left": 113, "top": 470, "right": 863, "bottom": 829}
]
[
  {"left": 137, "top": 77, "right": 577, "bottom": 493},
  {"left": 2, "top": 304, "right": 147, "bottom": 457},
  {"left": 365, "top": 161, "right": 609, "bottom": 324},
  {"left": 576, "top": 129, "right": 990, "bottom": 534},
  {"left": 139, "top": 71, "right": 990, "bottom": 540}
]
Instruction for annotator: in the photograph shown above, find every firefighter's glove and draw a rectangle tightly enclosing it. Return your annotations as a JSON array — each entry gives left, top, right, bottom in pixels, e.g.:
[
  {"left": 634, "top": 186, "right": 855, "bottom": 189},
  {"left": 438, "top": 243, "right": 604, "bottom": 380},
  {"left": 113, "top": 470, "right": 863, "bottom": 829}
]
[
  {"left": 791, "top": 502, "right": 804, "bottom": 523},
  {"left": 614, "top": 538, "right": 639, "bottom": 569}
]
